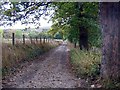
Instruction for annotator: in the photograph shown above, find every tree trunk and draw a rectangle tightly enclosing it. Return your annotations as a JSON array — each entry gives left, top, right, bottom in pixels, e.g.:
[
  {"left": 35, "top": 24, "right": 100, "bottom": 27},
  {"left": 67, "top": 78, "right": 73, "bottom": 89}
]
[
  {"left": 77, "top": 2, "right": 89, "bottom": 50},
  {"left": 79, "top": 26, "right": 88, "bottom": 50},
  {"left": 100, "top": 2, "right": 120, "bottom": 81}
]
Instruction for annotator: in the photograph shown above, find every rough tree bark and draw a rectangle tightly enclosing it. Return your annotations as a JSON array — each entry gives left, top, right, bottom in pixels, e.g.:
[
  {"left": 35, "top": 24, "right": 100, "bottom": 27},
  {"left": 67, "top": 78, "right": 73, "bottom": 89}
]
[{"left": 100, "top": 2, "right": 120, "bottom": 81}]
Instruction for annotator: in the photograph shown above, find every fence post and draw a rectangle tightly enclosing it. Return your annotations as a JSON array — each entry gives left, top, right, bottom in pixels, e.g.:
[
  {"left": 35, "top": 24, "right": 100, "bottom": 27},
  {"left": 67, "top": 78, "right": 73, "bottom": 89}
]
[
  {"left": 12, "top": 33, "right": 15, "bottom": 45},
  {"left": 23, "top": 34, "right": 25, "bottom": 44},
  {"left": 44, "top": 36, "right": 45, "bottom": 43}
]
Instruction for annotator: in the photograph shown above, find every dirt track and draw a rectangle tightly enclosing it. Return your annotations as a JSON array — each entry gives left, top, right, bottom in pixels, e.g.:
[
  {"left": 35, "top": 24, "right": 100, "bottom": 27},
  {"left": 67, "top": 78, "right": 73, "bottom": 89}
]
[{"left": 2, "top": 43, "right": 82, "bottom": 88}]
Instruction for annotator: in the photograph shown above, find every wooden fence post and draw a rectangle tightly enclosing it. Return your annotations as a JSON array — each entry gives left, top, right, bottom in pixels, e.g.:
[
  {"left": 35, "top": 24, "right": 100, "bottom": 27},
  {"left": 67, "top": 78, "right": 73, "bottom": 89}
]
[
  {"left": 12, "top": 33, "right": 15, "bottom": 45},
  {"left": 44, "top": 37, "right": 45, "bottom": 43},
  {"left": 23, "top": 34, "right": 25, "bottom": 44},
  {"left": 36, "top": 36, "right": 38, "bottom": 44}
]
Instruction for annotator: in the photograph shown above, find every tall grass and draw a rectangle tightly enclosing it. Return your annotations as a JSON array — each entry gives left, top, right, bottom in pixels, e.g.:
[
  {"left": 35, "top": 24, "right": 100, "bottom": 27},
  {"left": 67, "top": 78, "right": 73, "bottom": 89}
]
[
  {"left": 69, "top": 43, "right": 120, "bottom": 88},
  {"left": 70, "top": 48, "right": 101, "bottom": 79},
  {"left": 2, "top": 42, "right": 58, "bottom": 77}
]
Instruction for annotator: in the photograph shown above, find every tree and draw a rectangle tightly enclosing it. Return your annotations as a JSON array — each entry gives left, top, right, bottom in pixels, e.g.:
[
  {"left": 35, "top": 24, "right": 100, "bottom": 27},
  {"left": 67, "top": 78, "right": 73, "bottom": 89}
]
[
  {"left": 0, "top": 2, "right": 52, "bottom": 27},
  {"left": 1, "top": 2, "right": 101, "bottom": 49},
  {"left": 0, "top": 29, "right": 3, "bottom": 36},
  {"left": 100, "top": 2, "right": 120, "bottom": 82},
  {"left": 51, "top": 2, "right": 99, "bottom": 50},
  {"left": 28, "top": 30, "right": 39, "bottom": 38},
  {"left": 15, "top": 30, "right": 22, "bottom": 39},
  {"left": 54, "top": 32, "right": 63, "bottom": 39}
]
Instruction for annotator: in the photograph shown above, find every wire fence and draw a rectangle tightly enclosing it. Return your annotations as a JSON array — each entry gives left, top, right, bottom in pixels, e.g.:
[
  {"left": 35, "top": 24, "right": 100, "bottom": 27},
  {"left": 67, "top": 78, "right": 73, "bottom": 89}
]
[{"left": 2, "top": 33, "right": 54, "bottom": 45}]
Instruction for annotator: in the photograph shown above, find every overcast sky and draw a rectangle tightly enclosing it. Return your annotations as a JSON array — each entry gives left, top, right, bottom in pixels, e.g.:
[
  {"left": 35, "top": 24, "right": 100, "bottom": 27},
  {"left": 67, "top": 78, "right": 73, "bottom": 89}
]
[
  {"left": 0, "top": 3, "right": 54, "bottom": 30},
  {"left": 0, "top": 16, "right": 53, "bottom": 30}
]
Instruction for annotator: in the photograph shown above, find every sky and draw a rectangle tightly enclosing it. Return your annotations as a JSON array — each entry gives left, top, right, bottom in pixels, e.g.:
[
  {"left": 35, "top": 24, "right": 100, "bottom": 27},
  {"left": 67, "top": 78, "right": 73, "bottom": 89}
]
[
  {"left": 0, "top": 2, "right": 54, "bottom": 30},
  {"left": 0, "top": 16, "right": 53, "bottom": 30}
]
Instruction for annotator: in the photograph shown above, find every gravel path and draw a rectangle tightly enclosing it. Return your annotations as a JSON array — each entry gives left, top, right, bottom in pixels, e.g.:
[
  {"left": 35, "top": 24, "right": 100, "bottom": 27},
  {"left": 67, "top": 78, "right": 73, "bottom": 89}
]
[{"left": 3, "top": 43, "right": 81, "bottom": 88}]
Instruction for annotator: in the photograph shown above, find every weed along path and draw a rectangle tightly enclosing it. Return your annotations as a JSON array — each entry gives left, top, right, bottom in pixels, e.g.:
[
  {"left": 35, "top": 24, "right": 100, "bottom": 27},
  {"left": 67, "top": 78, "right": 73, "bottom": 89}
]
[{"left": 3, "top": 43, "right": 81, "bottom": 88}]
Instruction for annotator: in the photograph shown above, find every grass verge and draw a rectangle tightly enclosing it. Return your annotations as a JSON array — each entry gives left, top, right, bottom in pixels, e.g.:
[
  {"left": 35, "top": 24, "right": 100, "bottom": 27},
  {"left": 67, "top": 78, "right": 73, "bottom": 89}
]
[
  {"left": 69, "top": 43, "right": 119, "bottom": 88},
  {"left": 70, "top": 46, "right": 101, "bottom": 88},
  {"left": 2, "top": 42, "right": 58, "bottom": 77}
]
